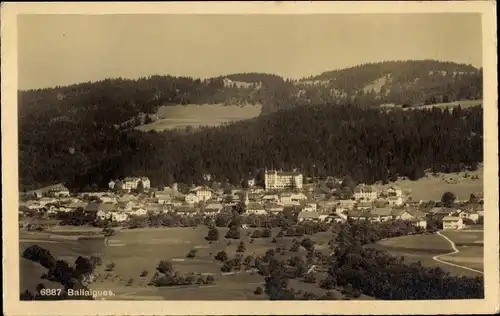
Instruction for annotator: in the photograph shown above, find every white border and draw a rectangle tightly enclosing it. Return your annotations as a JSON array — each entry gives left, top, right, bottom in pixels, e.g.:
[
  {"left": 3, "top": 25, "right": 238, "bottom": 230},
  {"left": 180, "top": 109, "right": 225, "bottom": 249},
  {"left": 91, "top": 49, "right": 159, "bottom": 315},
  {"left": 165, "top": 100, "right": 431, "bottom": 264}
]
[{"left": 2, "top": 2, "right": 498, "bottom": 315}]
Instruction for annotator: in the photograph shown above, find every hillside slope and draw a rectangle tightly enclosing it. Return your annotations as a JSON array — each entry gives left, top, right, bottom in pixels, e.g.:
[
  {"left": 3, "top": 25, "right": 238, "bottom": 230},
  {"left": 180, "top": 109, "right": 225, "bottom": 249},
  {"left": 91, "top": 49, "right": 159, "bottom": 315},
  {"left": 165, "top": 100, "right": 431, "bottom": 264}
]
[{"left": 18, "top": 60, "right": 483, "bottom": 190}]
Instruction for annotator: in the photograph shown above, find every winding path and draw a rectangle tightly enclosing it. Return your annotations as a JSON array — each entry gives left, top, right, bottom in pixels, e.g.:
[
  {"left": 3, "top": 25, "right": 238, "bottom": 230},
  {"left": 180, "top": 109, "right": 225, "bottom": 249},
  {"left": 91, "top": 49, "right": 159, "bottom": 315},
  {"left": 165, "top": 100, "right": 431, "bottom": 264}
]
[{"left": 432, "top": 231, "right": 483, "bottom": 275}]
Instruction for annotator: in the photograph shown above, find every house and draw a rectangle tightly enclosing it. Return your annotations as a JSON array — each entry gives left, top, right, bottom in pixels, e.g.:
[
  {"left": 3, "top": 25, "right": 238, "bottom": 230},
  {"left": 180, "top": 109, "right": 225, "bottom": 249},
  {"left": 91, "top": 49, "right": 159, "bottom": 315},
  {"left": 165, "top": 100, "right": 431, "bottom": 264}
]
[
  {"left": 409, "top": 218, "right": 428, "bottom": 229},
  {"left": 146, "top": 204, "right": 165, "bottom": 214},
  {"left": 129, "top": 207, "right": 147, "bottom": 217},
  {"left": 387, "top": 196, "right": 404, "bottom": 207},
  {"left": 347, "top": 210, "right": 371, "bottom": 221},
  {"left": 66, "top": 202, "right": 88, "bottom": 210},
  {"left": 279, "top": 193, "right": 293, "bottom": 204},
  {"left": 391, "top": 209, "right": 415, "bottom": 221},
  {"left": 155, "top": 187, "right": 185, "bottom": 203},
  {"left": 121, "top": 177, "right": 151, "bottom": 191},
  {"left": 291, "top": 193, "right": 308, "bottom": 201},
  {"left": 302, "top": 203, "right": 317, "bottom": 212},
  {"left": 264, "top": 170, "right": 303, "bottom": 190},
  {"left": 442, "top": 216, "right": 465, "bottom": 230},
  {"left": 459, "top": 211, "right": 480, "bottom": 223},
  {"left": 386, "top": 186, "right": 403, "bottom": 197},
  {"left": 204, "top": 203, "right": 223, "bottom": 215},
  {"left": 262, "top": 194, "right": 279, "bottom": 203},
  {"left": 356, "top": 201, "right": 373, "bottom": 210},
  {"left": 175, "top": 206, "right": 199, "bottom": 217},
  {"left": 26, "top": 183, "right": 70, "bottom": 198},
  {"left": 429, "top": 207, "right": 455, "bottom": 217},
  {"left": 337, "top": 199, "right": 356, "bottom": 210},
  {"left": 324, "top": 213, "right": 346, "bottom": 223},
  {"left": 185, "top": 193, "right": 200, "bottom": 205},
  {"left": 298, "top": 211, "right": 320, "bottom": 222},
  {"left": 246, "top": 203, "right": 266, "bottom": 215},
  {"left": 353, "top": 185, "right": 378, "bottom": 201},
  {"left": 369, "top": 208, "right": 393, "bottom": 222},
  {"left": 190, "top": 187, "right": 213, "bottom": 201},
  {"left": 247, "top": 178, "right": 256, "bottom": 187},
  {"left": 111, "top": 212, "right": 129, "bottom": 222},
  {"left": 85, "top": 203, "right": 116, "bottom": 213},
  {"left": 96, "top": 209, "right": 112, "bottom": 221},
  {"left": 38, "top": 197, "right": 58, "bottom": 207},
  {"left": 266, "top": 203, "right": 284, "bottom": 214},
  {"left": 100, "top": 195, "right": 117, "bottom": 204},
  {"left": 108, "top": 180, "right": 116, "bottom": 190}
]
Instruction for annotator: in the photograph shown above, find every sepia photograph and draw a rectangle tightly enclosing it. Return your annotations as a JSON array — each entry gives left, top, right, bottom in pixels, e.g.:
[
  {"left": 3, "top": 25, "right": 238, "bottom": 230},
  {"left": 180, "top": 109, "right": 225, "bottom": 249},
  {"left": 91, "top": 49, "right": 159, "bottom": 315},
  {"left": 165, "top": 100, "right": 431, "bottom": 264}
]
[{"left": 2, "top": 1, "right": 499, "bottom": 315}]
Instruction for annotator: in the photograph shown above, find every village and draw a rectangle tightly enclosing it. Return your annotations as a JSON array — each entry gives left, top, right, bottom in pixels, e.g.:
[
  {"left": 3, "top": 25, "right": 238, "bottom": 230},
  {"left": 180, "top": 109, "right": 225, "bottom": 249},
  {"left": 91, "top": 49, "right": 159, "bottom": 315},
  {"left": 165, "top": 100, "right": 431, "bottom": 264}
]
[{"left": 19, "top": 170, "right": 484, "bottom": 232}]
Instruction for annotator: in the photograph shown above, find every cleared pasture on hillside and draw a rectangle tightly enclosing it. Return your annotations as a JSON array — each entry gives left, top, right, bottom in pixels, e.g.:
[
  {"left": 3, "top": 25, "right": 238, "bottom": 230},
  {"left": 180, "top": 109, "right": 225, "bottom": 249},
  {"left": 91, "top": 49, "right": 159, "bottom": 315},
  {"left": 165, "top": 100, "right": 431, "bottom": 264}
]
[
  {"left": 417, "top": 99, "right": 483, "bottom": 109},
  {"left": 137, "top": 104, "right": 262, "bottom": 132},
  {"left": 372, "top": 168, "right": 483, "bottom": 201}
]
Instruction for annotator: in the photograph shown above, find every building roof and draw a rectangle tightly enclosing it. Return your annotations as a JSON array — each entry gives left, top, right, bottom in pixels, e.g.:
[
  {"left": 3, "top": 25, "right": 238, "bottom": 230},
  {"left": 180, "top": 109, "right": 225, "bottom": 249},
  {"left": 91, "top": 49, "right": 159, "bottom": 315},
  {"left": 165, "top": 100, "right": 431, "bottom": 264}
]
[
  {"left": 355, "top": 185, "right": 374, "bottom": 193},
  {"left": 443, "top": 216, "right": 461, "bottom": 221},
  {"left": 347, "top": 210, "right": 371, "bottom": 218},
  {"left": 66, "top": 202, "right": 88, "bottom": 209},
  {"left": 357, "top": 202, "right": 373, "bottom": 208},
  {"left": 406, "top": 209, "right": 427, "bottom": 219},
  {"left": 370, "top": 208, "right": 393, "bottom": 217},
  {"left": 429, "top": 207, "right": 454, "bottom": 215},
  {"left": 265, "top": 170, "right": 302, "bottom": 176},
  {"left": 298, "top": 211, "right": 320, "bottom": 219},
  {"left": 206, "top": 203, "right": 223, "bottom": 210},
  {"left": 247, "top": 202, "right": 265, "bottom": 210}
]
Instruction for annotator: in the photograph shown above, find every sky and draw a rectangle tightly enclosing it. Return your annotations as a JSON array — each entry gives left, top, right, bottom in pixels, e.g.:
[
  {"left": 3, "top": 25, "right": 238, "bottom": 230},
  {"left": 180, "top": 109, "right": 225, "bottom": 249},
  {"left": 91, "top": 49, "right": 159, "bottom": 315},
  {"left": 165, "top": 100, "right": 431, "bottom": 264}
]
[{"left": 18, "top": 14, "right": 482, "bottom": 90}]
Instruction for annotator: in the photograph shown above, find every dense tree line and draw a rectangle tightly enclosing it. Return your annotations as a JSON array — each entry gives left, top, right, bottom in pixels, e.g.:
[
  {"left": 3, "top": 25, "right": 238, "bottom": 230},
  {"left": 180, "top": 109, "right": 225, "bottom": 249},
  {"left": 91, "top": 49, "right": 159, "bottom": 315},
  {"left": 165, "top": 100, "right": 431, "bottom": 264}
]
[
  {"left": 321, "top": 221, "right": 484, "bottom": 299},
  {"left": 21, "top": 245, "right": 96, "bottom": 300},
  {"left": 19, "top": 60, "right": 483, "bottom": 191}
]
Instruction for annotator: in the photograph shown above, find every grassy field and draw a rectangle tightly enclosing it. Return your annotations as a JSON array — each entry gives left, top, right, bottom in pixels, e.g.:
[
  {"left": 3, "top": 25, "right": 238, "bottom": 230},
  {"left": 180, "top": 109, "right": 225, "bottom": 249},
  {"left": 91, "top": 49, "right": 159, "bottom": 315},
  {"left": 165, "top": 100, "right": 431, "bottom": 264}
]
[
  {"left": 90, "top": 226, "right": 336, "bottom": 299},
  {"left": 137, "top": 104, "right": 262, "bottom": 132},
  {"left": 369, "top": 232, "right": 484, "bottom": 277},
  {"left": 440, "top": 230, "right": 484, "bottom": 246},
  {"left": 372, "top": 167, "right": 483, "bottom": 201},
  {"left": 416, "top": 99, "right": 483, "bottom": 109}
]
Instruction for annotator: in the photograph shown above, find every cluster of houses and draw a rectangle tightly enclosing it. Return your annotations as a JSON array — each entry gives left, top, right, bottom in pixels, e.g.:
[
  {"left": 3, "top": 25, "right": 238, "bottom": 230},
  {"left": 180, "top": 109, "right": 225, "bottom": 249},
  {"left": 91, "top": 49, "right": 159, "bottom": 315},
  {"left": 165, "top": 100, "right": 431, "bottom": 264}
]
[{"left": 19, "top": 174, "right": 484, "bottom": 230}]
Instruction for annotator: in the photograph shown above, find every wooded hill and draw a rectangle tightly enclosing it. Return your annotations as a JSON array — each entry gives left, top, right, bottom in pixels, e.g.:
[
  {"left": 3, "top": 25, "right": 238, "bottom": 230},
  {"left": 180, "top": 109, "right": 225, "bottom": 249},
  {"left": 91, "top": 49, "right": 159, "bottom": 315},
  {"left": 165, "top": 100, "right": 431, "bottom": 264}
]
[{"left": 18, "top": 60, "right": 483, "bottom": 190}]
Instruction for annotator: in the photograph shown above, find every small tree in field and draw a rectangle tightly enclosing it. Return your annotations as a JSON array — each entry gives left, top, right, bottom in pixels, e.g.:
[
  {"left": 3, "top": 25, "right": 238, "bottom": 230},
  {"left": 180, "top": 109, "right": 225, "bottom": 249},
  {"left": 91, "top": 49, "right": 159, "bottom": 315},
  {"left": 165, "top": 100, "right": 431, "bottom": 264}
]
[
  {"left": 237, "top": 241, "right": 246, "bottom": 253},
  {"left": 215, "top": 250, "right": 228, "bottom": 262},
  {"left": 186, "top": 249, "right": 197, "bottom": 259},
  {"left": 206, "top": 226, "right": 220, "bottom": 241},
  {"left": 157, "top": 260, "right": 173, "bottom": 275},
  {"left": 441, "top": 191, "right": 457, "bottom": 208}
]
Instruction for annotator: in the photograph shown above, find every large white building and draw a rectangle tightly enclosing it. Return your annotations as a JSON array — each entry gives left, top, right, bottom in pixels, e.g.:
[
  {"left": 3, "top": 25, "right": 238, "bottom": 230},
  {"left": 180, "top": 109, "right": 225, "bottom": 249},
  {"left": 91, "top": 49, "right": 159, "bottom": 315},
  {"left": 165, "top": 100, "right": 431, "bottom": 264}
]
[
  {"left": 264, "top": 170, "right": 303, "bottom": 191},
  {"left": 353, "top": 185, "right": 378, "bottom": 201},
  {"left": 114, "top": 177, "right": 151, "bottom": 191}
]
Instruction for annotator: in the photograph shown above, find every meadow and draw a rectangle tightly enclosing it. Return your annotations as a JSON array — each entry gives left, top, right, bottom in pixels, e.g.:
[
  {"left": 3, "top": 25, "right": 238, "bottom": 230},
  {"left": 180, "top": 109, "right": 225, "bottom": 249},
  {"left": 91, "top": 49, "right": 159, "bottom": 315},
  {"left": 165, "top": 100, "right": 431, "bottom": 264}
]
[
  {"left": 416, "top": 99, "right": 483, "bottom": 110},
  {"left": 136, "top": 104, "right": 262, "bottom": 132},
  {"left": 372, "top": 167, "right": 483, "bottom": 201},
  {"left": 90, "top": 226, "right": 337, "bottom": 300},
  {"left": 368, "top": 232, "right": 484, "bottom": 277}
]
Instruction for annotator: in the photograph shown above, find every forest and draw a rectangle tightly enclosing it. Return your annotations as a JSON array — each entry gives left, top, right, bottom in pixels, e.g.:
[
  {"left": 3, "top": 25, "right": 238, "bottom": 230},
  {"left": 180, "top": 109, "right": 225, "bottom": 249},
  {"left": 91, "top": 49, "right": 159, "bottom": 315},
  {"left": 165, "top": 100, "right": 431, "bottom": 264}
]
[{"left": 18, "top": 60, "right": 483, "bottom": 191}]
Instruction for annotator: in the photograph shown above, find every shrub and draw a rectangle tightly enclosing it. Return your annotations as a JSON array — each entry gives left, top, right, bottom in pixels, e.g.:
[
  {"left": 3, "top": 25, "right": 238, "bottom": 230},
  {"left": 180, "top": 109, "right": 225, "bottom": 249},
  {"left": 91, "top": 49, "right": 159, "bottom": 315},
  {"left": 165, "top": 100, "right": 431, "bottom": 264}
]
[
  {"left": 206, "top": 226, "right": 220, "bottom": 241},
  {"left": 157, "top": 260, "right": 173, "bottom": 275},
  {"left": 236, "top": 241, "right": 246, "bottom": 253},
  {"left": 105, "top": 262, "right": 115, "bottom": 272},
  {"left": 186, "top": 249, "right": 197, "bottom": 258},
  {"left": 254, "top": 286, "right": 263, "bottom": 295},
  {"left": 215, "top": 250, "right": 228, "bottom": 262}
]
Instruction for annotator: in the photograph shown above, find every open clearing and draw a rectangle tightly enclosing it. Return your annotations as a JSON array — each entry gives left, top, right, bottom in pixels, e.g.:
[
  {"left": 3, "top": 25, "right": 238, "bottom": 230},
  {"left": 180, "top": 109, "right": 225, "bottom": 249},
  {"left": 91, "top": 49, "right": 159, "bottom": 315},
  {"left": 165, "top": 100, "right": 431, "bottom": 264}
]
[
  {"left": 372, "top": 167, "right": 483, "bottom": 201},
  {"left": 416, "top": 99, "right": 483, "bottom": 110},
  {"left": 92, "top": 226, "right": 335, "bottom": 299},
  {"left": 137, "top": 104, "right": 262, "bottom": 132},
  {"left": 369, "top": 232, "right": 484, "bottom": 277}
]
